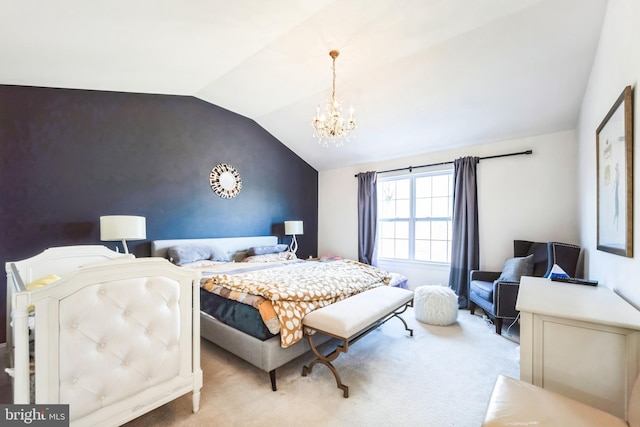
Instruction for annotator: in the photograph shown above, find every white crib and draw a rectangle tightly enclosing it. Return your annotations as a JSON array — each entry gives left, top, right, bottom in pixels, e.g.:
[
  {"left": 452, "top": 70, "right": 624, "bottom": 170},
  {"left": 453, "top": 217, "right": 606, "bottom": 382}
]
[
  {"left": 5, "top": 245, "right": 133, "bottom": 370},
  {"left": 7, "top": 247, "right": 202, "bottom": 426}
]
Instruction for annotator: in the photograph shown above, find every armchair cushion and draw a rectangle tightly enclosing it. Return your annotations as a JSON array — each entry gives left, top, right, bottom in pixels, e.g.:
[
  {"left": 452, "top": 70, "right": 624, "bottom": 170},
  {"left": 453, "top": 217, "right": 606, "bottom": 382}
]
[
  {"left": 469, "top": 271, "right": 501, "bottom": 308},
  {"left": 497, "top": 254, "right": 534, "bottom": 282},
  {"left": 472, "top": 279, "right": 494, "bottom": 301}
]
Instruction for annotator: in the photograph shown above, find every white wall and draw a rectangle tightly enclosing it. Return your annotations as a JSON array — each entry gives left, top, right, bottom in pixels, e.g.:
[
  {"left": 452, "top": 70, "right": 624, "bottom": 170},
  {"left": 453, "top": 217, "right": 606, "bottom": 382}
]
[
  {"left": 577, "top": 0, "right": 640, "bottom": 305},
  {"left": 319, "top": 130, "right": 579, "bottom": 289}
]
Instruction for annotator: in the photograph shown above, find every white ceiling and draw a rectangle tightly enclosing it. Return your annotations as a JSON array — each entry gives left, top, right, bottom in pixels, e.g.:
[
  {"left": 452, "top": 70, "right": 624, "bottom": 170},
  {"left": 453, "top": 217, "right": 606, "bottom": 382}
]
[{"left": 1, "top": 0, "right": 608, "bottom": 171}]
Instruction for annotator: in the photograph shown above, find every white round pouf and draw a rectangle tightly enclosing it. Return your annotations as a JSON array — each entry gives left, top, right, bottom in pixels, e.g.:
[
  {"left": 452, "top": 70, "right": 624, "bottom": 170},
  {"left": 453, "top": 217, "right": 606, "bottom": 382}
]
[{"left": 414, "top": 285, "right": 458, "bottom": 326}]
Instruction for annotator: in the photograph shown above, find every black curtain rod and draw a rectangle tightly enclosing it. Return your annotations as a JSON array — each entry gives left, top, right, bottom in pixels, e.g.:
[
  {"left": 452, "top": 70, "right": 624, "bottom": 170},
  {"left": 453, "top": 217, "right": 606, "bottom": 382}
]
[{"left": 354, "top": 149, "right": 533, "bottom": 177}]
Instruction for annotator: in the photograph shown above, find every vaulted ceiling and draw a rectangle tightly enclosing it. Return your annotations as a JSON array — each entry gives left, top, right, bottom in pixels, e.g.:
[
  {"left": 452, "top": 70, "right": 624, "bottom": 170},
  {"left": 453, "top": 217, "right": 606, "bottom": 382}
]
[{"left": 1, "top": 0, "right": 608, "bottom": 171}]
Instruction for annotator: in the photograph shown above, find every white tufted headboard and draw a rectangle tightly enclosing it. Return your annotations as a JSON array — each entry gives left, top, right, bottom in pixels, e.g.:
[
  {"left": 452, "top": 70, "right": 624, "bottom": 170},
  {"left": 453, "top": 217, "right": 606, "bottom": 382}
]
[{"left": 11, "top": 257, "right": 203, "bottom": 426}]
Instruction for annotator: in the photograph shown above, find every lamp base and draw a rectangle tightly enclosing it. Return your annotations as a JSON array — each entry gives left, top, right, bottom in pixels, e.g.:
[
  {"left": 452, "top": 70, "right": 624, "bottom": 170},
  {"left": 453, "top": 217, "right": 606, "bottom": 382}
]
[{"left": 289, "top": 235, "right": 298, "bottom": 255}]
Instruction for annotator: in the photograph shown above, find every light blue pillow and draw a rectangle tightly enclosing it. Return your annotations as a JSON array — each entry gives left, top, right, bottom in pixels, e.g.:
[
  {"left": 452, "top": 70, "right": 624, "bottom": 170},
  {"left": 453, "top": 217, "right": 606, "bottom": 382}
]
[
  {"left": 247, "top": 244, "right": 289, "bottom": 256},
  {"left": 168, "top": 245, "right": 210, "bottom": 265},
  {"left": 497, "top": 254, "right": 534, "bottom": 282},
  {"left": 168, "top": 244, "right": 229, "bottom": 265}
]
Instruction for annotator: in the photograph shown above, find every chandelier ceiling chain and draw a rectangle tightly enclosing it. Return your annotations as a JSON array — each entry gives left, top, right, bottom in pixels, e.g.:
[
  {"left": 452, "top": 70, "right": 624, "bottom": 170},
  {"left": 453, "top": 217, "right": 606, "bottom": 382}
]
[{"left": 312, "top": 50, "right": 356, "bottom": 147}]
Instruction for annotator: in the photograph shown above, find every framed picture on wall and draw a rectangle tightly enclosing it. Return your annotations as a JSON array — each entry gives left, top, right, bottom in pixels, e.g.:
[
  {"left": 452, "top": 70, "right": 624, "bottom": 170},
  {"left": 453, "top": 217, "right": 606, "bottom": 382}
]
[{"left": 596, "top": 85, "right": 634, "bottom": 257}]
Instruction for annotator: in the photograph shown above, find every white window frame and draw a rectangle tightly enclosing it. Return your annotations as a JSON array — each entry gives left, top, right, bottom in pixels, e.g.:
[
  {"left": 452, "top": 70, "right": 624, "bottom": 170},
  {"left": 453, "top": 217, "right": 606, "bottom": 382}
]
[{"left": 376, "top": 165, "right": 454, "bottom": 265}]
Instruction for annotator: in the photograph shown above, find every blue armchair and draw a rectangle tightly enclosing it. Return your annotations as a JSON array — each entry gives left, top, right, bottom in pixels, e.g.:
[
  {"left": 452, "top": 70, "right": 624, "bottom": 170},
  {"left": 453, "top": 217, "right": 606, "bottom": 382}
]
[{"left": 469, "top": 240, "right": 581, "bottom": 334}]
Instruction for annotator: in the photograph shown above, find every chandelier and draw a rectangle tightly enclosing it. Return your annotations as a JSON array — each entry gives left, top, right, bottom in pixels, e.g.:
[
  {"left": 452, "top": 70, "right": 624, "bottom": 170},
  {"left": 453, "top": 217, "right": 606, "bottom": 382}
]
[{"left": 312, "top": 50, "right": 356, "bottom": 147}]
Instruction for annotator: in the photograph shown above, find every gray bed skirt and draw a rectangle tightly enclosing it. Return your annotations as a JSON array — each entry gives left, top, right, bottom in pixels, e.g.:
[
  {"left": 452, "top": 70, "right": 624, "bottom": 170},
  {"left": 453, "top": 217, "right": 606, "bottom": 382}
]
[{"left": 200, "top": 304, "right": 333, "bottom": 390}]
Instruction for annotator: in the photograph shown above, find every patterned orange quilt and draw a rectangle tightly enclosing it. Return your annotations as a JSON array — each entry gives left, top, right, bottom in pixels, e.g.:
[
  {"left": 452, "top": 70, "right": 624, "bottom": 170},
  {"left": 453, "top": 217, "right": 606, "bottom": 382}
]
[{"left": 200, "top": 259, "right": 391, "bottom": 347}]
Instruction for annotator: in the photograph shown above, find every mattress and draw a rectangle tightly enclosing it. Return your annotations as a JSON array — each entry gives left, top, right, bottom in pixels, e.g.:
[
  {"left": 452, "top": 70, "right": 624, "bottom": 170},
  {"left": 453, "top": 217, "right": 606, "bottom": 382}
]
[{"left": 200, "top": 288, "right": 275, "bottom": 341}]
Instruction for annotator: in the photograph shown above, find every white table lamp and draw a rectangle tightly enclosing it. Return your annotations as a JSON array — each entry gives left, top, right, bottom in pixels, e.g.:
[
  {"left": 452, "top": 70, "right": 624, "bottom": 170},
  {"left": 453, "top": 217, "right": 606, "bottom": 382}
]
[
  {"left": 284, "top": 220, "right": 304, "bottom": 255},
  {"left": 100, "top": 215, "right": 146, "bottom": 254}
]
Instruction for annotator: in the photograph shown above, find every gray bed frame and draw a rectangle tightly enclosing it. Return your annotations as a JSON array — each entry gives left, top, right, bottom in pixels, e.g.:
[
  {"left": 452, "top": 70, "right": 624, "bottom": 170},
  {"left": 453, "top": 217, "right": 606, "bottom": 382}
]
[{"left": 150, "top": 236, "right": 331, "bottom": 391}]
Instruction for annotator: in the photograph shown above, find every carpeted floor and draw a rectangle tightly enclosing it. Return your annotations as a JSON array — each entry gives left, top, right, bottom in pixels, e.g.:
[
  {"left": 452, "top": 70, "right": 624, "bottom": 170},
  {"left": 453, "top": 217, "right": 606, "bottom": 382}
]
[{"left": 124, "top": 309, "right": 519, "bottom": 427}]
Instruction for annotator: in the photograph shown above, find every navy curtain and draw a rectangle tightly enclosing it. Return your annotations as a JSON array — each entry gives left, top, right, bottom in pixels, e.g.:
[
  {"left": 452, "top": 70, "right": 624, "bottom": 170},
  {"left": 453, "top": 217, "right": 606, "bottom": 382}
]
[
  {"left": 448, "top": 157, "right": 480, "bottom": 308},
  {"left": 357, "top": 171, "right": 378, "bottom": 266}
]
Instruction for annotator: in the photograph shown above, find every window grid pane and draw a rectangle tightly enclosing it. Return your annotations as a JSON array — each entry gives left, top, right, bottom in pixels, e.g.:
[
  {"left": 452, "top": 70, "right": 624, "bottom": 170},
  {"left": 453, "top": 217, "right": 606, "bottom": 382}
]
[
  {"left": 379, "top": 179, "right": 411, "bottom": 220},
  {"left": 378, "top": 169, "right": 453, "bottom": 263}
]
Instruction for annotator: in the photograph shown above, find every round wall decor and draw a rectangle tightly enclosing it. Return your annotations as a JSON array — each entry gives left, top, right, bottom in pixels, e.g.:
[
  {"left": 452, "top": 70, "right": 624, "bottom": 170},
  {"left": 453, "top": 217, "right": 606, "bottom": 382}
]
[{"left": 209, "top": 163, "right": 242, "bottom": 198}]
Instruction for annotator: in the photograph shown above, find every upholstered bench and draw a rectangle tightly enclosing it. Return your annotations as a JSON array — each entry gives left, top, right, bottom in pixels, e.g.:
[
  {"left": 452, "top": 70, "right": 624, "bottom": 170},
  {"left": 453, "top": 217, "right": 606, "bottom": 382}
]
[
  {"left": 301, "top": 286, "right": 414, "bottom": 397},
  {"left": 414, "top": 285, "right": 458, "bottom": 326},
  {"left": 482, "top": 375, "right": 639, "bottom": 426}
]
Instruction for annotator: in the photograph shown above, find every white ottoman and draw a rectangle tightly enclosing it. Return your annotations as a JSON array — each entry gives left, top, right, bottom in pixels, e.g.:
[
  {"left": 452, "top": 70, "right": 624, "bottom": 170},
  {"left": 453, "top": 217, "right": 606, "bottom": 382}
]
[{"left": 414, "top": 285, "right": 458, "bottom": 326}]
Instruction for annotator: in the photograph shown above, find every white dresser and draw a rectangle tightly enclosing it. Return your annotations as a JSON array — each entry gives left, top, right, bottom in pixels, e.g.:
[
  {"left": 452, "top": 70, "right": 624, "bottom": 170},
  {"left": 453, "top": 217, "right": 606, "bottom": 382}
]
[{"left": 517, "top": 276, "right": 640, "bottom": 419}]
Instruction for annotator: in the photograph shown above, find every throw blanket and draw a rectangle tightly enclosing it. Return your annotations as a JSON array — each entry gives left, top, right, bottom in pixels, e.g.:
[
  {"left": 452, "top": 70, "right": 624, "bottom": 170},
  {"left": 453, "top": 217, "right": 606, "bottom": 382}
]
[{"left": 201, "top": 260, "right": 391, "bottom": 347}]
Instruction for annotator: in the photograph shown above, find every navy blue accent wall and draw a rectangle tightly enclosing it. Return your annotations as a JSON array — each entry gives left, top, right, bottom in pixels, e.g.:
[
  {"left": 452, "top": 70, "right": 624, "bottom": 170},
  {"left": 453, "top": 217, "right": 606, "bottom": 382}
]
[{"left": 0, "top": 85, "right": 318, "bottom": 342}]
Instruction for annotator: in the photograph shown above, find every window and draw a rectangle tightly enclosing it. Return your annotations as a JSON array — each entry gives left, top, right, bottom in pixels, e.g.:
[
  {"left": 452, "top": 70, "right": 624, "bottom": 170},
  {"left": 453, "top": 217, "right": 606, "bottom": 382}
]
[{"left": 377, "top": 168, "right": 454, "bottom": 263}]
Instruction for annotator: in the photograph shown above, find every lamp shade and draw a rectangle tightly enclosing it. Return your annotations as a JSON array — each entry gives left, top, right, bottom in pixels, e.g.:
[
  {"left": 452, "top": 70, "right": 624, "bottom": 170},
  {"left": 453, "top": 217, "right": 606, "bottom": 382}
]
[
  {"left": 100, "top": 215, "right": 146, "bottom": 241},
  {"left": 284, "top": 221, "right": 303, "bottom": 235}
]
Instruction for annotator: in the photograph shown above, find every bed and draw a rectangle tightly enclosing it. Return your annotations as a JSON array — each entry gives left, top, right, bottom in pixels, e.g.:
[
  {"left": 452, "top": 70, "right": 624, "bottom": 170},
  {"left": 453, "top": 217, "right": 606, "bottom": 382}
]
[
  {"left": 150, "top": 235, "right": 405, "bottom": 391},
  {"left": 6, "top": 246, "right": 202, "bottom": 426}
]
